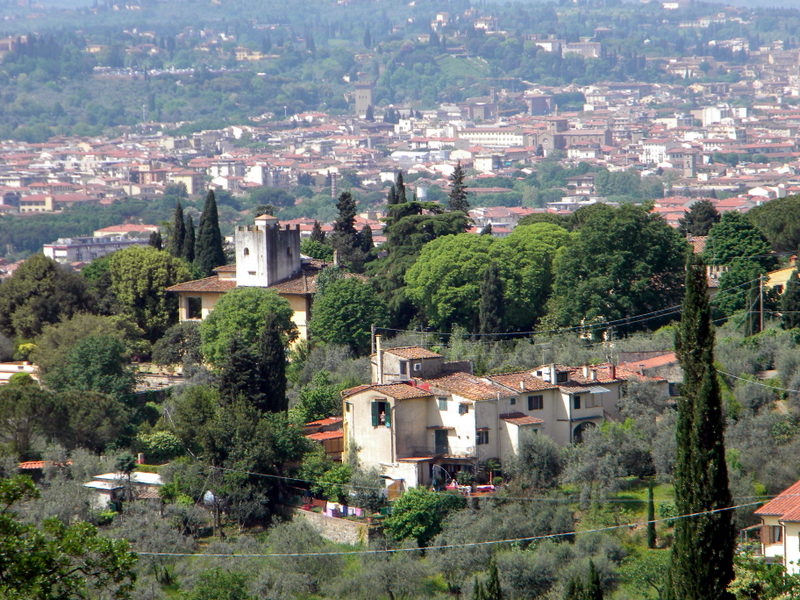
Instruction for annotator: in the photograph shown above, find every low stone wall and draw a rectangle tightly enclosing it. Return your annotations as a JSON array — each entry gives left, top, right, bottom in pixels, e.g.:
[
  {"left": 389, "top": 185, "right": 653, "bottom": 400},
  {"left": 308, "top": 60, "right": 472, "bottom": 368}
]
[{"left": 289, "top": 507, "right": 380, "bottom": 546}]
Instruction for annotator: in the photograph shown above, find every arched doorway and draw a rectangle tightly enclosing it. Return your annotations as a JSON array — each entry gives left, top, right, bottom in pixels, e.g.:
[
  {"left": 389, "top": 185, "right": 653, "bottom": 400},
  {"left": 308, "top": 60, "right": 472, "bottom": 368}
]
[{"left": 573, "top": 421, "right": 597, "bottom": 443}]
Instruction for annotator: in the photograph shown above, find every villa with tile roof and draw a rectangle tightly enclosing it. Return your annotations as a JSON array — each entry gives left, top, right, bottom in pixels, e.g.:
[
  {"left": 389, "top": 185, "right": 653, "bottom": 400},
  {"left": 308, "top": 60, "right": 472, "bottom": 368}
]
[
  {"left": 754, "top": 479, "right": 800, "bottom": 573},
  {"left": 166, "top": 214, "right": 329, "bottom": 340},
  {"left": 341, "top": 342, "right": 665, "bottom": 489}
]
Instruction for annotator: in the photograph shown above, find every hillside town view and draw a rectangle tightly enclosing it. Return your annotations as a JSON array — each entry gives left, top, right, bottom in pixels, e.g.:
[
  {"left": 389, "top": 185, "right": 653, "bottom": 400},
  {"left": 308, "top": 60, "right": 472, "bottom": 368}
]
[{"left": 4, "top": 0, "right": 800, "bottom": 598}]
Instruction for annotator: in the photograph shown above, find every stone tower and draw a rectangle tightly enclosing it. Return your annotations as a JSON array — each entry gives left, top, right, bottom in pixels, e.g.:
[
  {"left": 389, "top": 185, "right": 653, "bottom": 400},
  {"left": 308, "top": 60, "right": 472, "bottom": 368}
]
[{"left": 235, "top": 215, "right": 301, "bottom": 287}]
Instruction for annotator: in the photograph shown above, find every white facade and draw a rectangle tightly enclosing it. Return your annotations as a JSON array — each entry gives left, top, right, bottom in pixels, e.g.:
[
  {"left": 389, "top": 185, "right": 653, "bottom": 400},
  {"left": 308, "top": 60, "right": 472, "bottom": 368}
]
[{"left": 43, "top": 235, "right": 149, "bottom": 264}]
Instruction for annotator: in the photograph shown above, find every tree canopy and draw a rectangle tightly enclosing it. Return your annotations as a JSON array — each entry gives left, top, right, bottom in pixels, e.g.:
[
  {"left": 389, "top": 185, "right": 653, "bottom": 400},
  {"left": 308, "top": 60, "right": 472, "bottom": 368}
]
[
  {"left": 108, "top": 245, "right": 193, "bottom": 343},
  {"left": 678, "top": 199, "right": 720, "bottom": 237},
  {"left": 199, "top": 287, "right": 296, "bottom": 367},
  {"left": 195, "top": 189, "right": 226, "bottom": 277},
  {"left": 747, "top": 194, "right": 800, "bottom": 253},
  {"left": 702, "top": 211, "right": 775, "bottom": 270},
  {"left": 546, "top": 204, "right": 687, "bottom": 333},
  {"left": 0, "top": 254, "right": 92, "bottom": 340}
]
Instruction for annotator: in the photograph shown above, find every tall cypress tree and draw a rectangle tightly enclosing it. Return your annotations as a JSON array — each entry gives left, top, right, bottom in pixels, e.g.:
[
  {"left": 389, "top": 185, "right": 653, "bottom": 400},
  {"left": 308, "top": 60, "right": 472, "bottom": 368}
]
[
  {"left": 182, "top": 215, "right": 195, "bottom": 263},
  {"left": 386, "top": 184, "right": 398, "bottom": 206},
  {"left": 479, "top": 262, "right": 504, "bottom": 337},
  {"left": 195, "top": 189, "right": 226, "bottom": 276},
  {"left": 258, "top": 314, "right": 287, "bottom": 413},
  {"left": 395, "top": 171, "right": 407, "bottom": 204},
  {"left": 669, "top": 254, "right": 735, "bottom": 600},
  {"left": 646, "top": 481, "right": 657, "bottom": 549},
  {"left": 586, "top": 561, "right": 603, "bottom": 600},
  {"left": 484, "top": 560, "right": 502, "bottom": 600},
  {"left": 170, "top": 201, "right": 185, "bottom": 258},
  {"left": 148, "top": 230, "right": 162, "bottom": 250},
  {"left": 781, "top": 270, "right": 800, "bottom": 330},
  {"left": 359, "top": 224, "right": 373, "bottom": 253},
  {"left": 310, "top": 220, "right": 325, "bottom": 243},
  {"left": 448, "top": 162, "right": 469, "bottom": 213}
]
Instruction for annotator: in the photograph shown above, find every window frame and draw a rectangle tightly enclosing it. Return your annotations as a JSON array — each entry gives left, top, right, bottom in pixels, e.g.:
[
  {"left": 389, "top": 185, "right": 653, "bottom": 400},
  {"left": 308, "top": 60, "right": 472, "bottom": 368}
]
[
  {"left": 476, "top": 430, "right": 489, "bottom": 445},
  {"left": 573, "top": 395, "right": 581, "bottom": 410},
  {"left": 437, "top": 396, "right": 448, "bottom": 411},
  {"left": 371, "top": 400, "right": 391, "bottom": 427},
  {"left": 528, "top": 394, "right": 543, "bottom": 410}
]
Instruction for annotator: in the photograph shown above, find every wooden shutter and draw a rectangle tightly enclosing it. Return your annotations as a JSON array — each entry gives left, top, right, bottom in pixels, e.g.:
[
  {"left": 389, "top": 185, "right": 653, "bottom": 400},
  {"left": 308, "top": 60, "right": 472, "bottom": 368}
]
[{"left": 371, "top": 402, "right": 379, "bottom": 427}]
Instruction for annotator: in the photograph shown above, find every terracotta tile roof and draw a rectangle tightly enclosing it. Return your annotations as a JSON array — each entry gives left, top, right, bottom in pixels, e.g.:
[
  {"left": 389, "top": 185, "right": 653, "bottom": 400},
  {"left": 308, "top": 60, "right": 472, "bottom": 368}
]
[
  {"left": 213, "top": 264, "right": 236, "bottom": 273},
  {"left": 384, "top": 346, "right": 442, "bottom": 360},
  {"left": 500, "top": 412, "right": 545, "bottom": 426},
  {"left": 305, "top": 430, "right": 344, "bottom": 441},
  {"left": 424, "top": 372, "right": 507, "bottom": 401},
  {"left": 487, "top": 371, "right": 558, "bottom": 392},
  {"left": 18, "top": 460, "right": 71, "bottom": 470},
  {"left": 619, "top": 352, "right": 677, "bottom": 371},
  {"left": 341, "top": 383, "right": 433, "bottom": 400},
  {"left": 755, "top": 480, "right": 800, "bottom": 517},
  {"left": 165, "top": 276, "right": 237, "bottom": 293},
  {"left": 305, "top": 416, "right": 343, "bottom": 427}
]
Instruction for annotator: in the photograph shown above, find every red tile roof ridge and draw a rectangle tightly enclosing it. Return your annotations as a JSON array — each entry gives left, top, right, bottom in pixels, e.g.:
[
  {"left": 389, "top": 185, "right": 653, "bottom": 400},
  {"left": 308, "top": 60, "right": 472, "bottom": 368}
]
[{"left": 755, "top": 479, "right": 800, "bottom": 516}]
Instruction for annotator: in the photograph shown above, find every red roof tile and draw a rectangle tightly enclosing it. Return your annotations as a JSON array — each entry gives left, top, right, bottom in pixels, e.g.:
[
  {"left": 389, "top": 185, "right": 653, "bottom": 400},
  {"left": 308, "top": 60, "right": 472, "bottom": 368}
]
[
  {"left": 384, "top": 346, "right": 442, "bottom": 360},
  {"left": 424, "top": 372, "right": 507, "bottom": 401},
  {"left": 341, "top": 383, "right": 433, "bottom": 400},
  {"left": 306, "top": 430, "right": 344, "bottom": 441},
  {"left": 755, "top": 480, "right": 800, "bottom": 517},
  {"left": 500, "top": 412, "right": 544, "bottom": 426},
  {"left": 165, "top": 276, "right": 237, "bottom": 293},
  {"left": 305, "top": 416, "right": 343, "bottom": 427}
]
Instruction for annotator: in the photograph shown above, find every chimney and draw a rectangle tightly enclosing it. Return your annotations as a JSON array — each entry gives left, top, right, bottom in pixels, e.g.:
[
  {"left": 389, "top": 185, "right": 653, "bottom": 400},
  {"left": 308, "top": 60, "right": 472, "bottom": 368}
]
[
  {"left": 376, "top": 335, "right": 383, "bottom": 385},
  {"left": 590, "top": 369, "right": 597, "bottom": 381},
  {"left": 639, "top": 363, "right": 645, "bottom": 376},
  {"left": 611, "top": 364, "right": 616, "bottom": 379},
  {"left": 333, "top": 249, "right": 340, "bottom": 267},
  {"left": 520, "top": 380, "right": 525, "bottom": 391},
  {"left": 549, "top": 364, "right": 557, "bottom": 384},
  {"left": 582, "top": 365, "right": 589, "bottom": 378}
]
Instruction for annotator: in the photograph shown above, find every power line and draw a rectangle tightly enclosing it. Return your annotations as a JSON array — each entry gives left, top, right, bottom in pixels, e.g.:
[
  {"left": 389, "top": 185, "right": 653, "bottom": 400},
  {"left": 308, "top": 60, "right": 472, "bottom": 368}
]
[
  {"left": 133, "top": 498, "right": 767, "bottom": 559},
  {"left": 716, "top": 369, "right": 800, "bottom": 394}
]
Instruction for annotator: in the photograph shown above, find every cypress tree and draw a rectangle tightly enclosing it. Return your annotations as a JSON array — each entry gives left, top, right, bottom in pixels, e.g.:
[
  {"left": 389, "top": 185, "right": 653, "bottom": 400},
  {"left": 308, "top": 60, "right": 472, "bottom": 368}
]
[
  {"left": 310, "top": 220, "right": 325, "bottom": 243},
  {"left": 479, "top": 263, "right": 505, "bottom": 337},
  {"left": 482, "top": 223, "right": 493, "bottom": 236},
  {"left": 646, "top": 481, "right": 656, "bottom": 549},
  {"left": 448, "top": 162, "right": 469, "bottom": 213},
  {"left": 258, "top": 314, "right": 287, "bottom": 413},
  {"left": 586, "top": 561, "right": 603, "bottom": 600},
  {"left": 182, "top": 215, "right": 195, "bottom": 263},
  {"left": 472, "top": 578, "right": 487, "bottom": 600},
  {"left": 195, "top": 189, "right": 226, "bottom": 276},
  {"left": 386, "top": 184, "right": 398, "bottom": 206},
  {"left": 170, "top": 201, "right": 185, "bottom": 258},
  {"left": 359, "top": 224, "right": 373, "bottom": 253},
  {"left": 669, "top": 253, "right": 735, "bottom": 600},
  {"left": 218, "top": 334, "right": 260, "bottom": 405},
  {"left": 395, "top": 171, "right": 407, "bottom": 204},
  {"left": 781, "top": 270, "right": 800, "bottom": 330},
  {"left": 563, "top": 575, "right": 585, "bottom": 600},
  {"left": 484, "top": 560, "right": 502, "bottom": 600},
  {"left": 148, "top": 230, "right": 162, "bottom": 251}
]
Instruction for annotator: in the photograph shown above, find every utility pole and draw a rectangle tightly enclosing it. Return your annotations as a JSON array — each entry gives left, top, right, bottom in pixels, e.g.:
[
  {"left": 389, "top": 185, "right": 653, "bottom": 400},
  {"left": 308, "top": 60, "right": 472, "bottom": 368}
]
[{"left": 759, "top": 274, "right": 764, "bottom": 333}]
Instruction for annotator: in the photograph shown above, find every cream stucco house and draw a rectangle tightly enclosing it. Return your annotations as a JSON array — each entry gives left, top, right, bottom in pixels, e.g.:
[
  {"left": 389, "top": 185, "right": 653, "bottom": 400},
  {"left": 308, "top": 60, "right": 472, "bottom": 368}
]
[
  {"left": 754, "top": 479, "right": 800, "bottom": 573},
  {"left": 342, "top": 342, "right": 648, "bottom": 490},
  {"left": 166, "top": 215, "right": 325, "bottom": 340}
]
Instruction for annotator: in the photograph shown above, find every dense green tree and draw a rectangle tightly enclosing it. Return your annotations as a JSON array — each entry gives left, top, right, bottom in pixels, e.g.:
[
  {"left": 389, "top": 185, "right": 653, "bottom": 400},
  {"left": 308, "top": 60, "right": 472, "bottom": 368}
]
[
  {"left": 182, "top": 214, "right": 196, "bottom": 263},
  {"left": 713, "top": 258, "right": 770, "bottom": 323},
  {"left": 199, "top": 287, "right": 296, "bottom": 367},
  {"left": 217, "top": 333, "right": 261, "bottom": 405},
  {"left": 32, "top": 313, "right": 144, "bottom": 377},
  {"left": 195, "top": 189, "right": 226, "bottom": 276},
  {"left": 0, "top": 254, "right": 92, "bottom": 339},
  {"left": 678, "top": 200, "right": 720, "bottom": 237},
  {"left": 290, "top": 370, "right": 342, "bottom": 424},
  {"left": 384, "top": 487, "right": 466, "bottom": 547},
  {"left": 45, "top": 335, "right": 137, "bottom": 405},
  {"left": 181, "top": 569, "right": 253, "bottom": 600},
  {"left": 479, "top": 262, "right": 505, "bottom": 337},
  {"left": 258, "top": 314, "right": 288, "bottom": 413},
  {"left": 51, "top": 390, "right": 128, "bottom": 453},
  {"left": 702, "top": 211, "right": 775, "bottom": 270},
  {"left": 747, "top": 195, "right": 800, "bottom": 252},
  {"left": 108, "top": 245, "right": 192, "bottom": 343},
  {"left": 781, "top": 270, "right": 800, "bottom": 330},
  {"left": 508, "top": 432, "right": 562, "bottom": 490},
  {"left": 546, "top": 205, "right": 686, "bottom": 333},
  {"left": 151, "top": 321, "right": 202, "bottom": 366},
  {"left": 81, "top": 254, "right": 116, "bottom": 315},
  {"left": 0, "top": 374, "right": 55, "bottom": 458},
  {"left": 0, "top": 476, "right": 137, "bottom": 600},
  {"left": 670, "top": 254, "right": 735, "bottom": 600},
  {"left": 170, "top": 200, "right": 186, "bottom": 258},
  {"left": 300, "top": 238, "right": 334, "bottom": 261},
  {"left": 308, "top": 277, "right": 386, "bottom": 354},
  {"left": 448, "top": 162, "right": 470, "bottom": 212}
]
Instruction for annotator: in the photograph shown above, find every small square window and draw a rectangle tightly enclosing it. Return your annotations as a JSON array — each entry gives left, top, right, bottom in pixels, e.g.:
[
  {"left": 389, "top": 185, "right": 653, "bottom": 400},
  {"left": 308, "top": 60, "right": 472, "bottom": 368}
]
[
  {"left": 528, "top": 395, "right": 543, "bottom": 410},
  {"left": 476, "top": 430, "right": 489, "bottom": 445},
  {"left": 509, "top": 397, "right": 516, "bottom": 405},
  {"left": 459, "top": 404, "right": 469, "bottom": 415},
  {"left": 437, "top": 397, "right": 448, "bottom": 411},
  {"left": 371, "top": 400, "right": 390, "bottom": 427}
]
